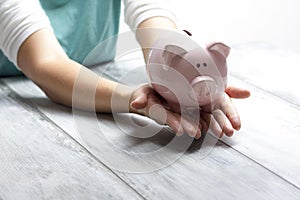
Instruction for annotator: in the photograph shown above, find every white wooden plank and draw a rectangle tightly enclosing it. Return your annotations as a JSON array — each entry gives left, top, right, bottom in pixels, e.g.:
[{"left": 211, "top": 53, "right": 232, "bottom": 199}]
[
  {"left": 222, "top": 76, "right": 300, "bottom": 187},
  {"left": 109, "top": 51, "right": 300, "bottom": 188},
  {"left": 0, "top": 83, "right": 142, "bottom": 199},
  {"left": 117, "top": 143, "right": 300, "bottom": 200},
  {"left": 93, "top": 53, "right": 300, "bottom": 189},
  {"left": 219, "top": 42, "right": 300, "bottom": 187},
  {"left": 3, "top": 66, "right": 300, "bottom": 199}
]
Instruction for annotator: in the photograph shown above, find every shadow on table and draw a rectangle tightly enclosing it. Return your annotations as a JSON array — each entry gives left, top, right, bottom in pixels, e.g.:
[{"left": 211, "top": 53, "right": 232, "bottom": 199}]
[{"left": 25, "top": 97, "right": 226, "bottom": 156}]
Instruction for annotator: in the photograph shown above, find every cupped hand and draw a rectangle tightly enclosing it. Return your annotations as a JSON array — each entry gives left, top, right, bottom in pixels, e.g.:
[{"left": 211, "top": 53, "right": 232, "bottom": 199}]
[
  {"left": 201, "top": 86, "right": 250, "bottom": 138},
  {"left": 129, "top": 84, "right": 250, "bottom": 139}
]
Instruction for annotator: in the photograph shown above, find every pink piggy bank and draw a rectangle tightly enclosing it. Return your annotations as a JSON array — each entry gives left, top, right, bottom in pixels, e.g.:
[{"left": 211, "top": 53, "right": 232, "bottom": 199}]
[{"left": 147, "top": 32, "right": 230, "bottom": 113}]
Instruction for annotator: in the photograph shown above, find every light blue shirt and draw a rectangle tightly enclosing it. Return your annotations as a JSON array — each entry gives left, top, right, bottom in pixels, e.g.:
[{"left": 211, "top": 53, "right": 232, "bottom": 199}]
[{"left": 0, "top": 0, "right": 121, "bottom": 76}]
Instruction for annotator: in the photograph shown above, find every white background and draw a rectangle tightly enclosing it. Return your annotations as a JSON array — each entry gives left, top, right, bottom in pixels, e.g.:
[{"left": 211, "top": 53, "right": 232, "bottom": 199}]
[{"left": 120, "top": 0, "right": 300, "bottom": 53}]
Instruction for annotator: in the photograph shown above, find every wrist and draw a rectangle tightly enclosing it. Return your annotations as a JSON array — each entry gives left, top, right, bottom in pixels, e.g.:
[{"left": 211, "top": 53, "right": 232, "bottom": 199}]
[
  {"left": 110, "top": 83, "right": 135, "bottom": 113},
  {"left": 136, "top": 17, "right": 177, "bottom": 63}
]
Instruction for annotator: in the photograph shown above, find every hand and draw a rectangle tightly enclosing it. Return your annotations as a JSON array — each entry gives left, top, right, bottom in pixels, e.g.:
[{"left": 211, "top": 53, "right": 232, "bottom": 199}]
[
  {"left": 129, "top": 84, "right": 202, "bottom": 138},
  {"left": 201, "top": 86, "right": 250, "bottom": 138},
  {"left": 129, "top": 84, "right": 250, "bottom": 139}
]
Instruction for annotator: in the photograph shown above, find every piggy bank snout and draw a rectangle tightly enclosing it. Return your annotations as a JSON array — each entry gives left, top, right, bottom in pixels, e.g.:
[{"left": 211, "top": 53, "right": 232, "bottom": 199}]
[{"left": 189, "top": 76, "right": 217, "bottom": 105}]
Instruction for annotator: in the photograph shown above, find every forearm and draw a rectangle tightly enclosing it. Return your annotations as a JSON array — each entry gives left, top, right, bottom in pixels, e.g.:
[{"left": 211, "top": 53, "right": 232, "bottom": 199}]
[
  {"left": 18, "top": 29, "right": 133, "bottom": 113},
  {"left": 136, "top": 16, "right": 177, "bottom": 62},
  {"left": 32, "top": 58, "right": 132, "bottom": 113}
]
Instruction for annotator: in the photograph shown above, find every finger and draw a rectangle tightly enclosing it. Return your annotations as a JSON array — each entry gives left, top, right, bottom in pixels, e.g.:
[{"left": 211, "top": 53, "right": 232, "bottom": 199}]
[
  {"left": 164, "top": 110, "right": 184, "bottom": 136},
  {"left": 200, "top": 117, "right": 209, "bottom": 133},
  {"left": 147, "top": 101, "right": 184, "bottom": 136},
  {"left": 201, "top": 112, "right": 223, "bottom": 138},
  {"left": 181, "top": 109, "right": 203, "bottom": 139},
  {"left": 130, "top": 85, "right": 155, "bottom": 110},
  {"left": 201, "top": 111, "right": 212, "bottom": 127},
  {"left": 225, "top": 86, "right": 250, "bottom": 99},
  {"left": 130, "top": 94, "right": 148, "bottom": 110},
  {"left": 219, "top": 96, "right": 241, "bottom": 131},
  {"left": 212, "top": 110, "right": 234, "bottom": 137},
  {"left": 148, "top": 104, "right": 168, "bottom": 125},
  {"left": 181, "top": 117, "right": 202, "bottom": 139},
  {"left": 190, "top": 110, "right": 209, "bottom": 133},
  {"left": 201, "top": 103, "right": 215, "bottom": 113}
]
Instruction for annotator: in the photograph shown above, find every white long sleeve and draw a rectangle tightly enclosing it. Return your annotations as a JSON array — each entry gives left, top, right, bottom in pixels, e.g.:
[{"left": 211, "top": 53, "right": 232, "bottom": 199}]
[
  {"left": 0, "top": 0, "right": 177, "bottom": 69},
  {"left": 0, "top": 0, "right": 51, "bottom": 68},
  {"left": 122, "top": 0, "right": 177, "bottom": 30}
]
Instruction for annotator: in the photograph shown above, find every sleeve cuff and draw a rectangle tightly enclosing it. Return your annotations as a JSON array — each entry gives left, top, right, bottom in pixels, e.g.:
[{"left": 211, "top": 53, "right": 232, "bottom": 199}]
[{"left": 124, "top": 0, "right": 177, "bottom": 31}]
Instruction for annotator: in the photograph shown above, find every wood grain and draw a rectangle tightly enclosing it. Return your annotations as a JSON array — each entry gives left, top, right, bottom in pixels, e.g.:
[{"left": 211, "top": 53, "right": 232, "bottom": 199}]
[
  {"left": 222, "top": 77, "right": 300, "bottom": 188},
  {"left": 0, "top": 82, "right": 142, "bottom": 199},
  {"left": 2, "top": 57, "right": 300, "bottom": 199}
]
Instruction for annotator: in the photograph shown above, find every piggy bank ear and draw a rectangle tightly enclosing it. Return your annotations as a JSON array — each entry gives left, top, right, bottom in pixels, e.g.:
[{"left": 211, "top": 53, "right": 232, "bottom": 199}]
[
  {"left": 207, "top": 42, "right": 230, "bottom": 59},
  {"left": 163, "top": 45, "right": 187, "bottom": 65}
]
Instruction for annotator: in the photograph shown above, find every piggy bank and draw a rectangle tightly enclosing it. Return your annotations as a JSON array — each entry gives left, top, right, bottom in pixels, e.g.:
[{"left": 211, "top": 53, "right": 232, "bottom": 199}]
[{"left": 147, "top": 31, "right": 230, "bottom": 113}]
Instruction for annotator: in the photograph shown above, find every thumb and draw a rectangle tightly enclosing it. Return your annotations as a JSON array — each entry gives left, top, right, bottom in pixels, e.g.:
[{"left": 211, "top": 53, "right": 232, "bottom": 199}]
[
  {"left": 225, "top": 86, "right": 251, "bottom": 99},
  {"left": 130, "top": 93, "right": 148, "bottom": 110}
]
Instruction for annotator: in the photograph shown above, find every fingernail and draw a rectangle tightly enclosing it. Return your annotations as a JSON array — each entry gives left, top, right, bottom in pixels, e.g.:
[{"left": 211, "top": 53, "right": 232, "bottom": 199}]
[
  {"left": 190, "top": 126, "right": 199, "bottom": 138},
  {"left": 226, "top": 129, "right": 234, "bottom": 137},
  {"left": 177, "top": 131, "right": 183, "bottom": 136},
  {"left": 195, "top": 131, "right": 202, "bottom": 139},
  {"left": 177, "top": 126, "right": 184, "bottom": 136},
  {"left": 232, "top": 116, "right": 240, "bottom": 124},
  {"left": 232, "top": 119, "right": 241, "bottom": 130}
]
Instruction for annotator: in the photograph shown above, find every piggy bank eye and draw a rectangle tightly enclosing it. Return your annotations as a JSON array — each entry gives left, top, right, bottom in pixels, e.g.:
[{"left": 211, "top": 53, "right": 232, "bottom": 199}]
[
  {"left": 196, "top": 63, "right": 201, "bottom": 68},
  {"left": 203, "top": 62, "right": 207, "bottom": 67}
]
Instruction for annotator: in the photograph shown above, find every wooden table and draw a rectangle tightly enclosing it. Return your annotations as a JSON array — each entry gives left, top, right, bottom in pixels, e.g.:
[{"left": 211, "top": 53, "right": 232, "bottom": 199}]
[{"left": 1, "top": 43, "right": 300, "bottom": 199}]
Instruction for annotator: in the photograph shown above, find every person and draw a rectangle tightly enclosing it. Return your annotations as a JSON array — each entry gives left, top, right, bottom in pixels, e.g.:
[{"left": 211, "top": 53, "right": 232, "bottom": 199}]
[{"left": 0, "top": 0, "right": 250, "bottom": 139}]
